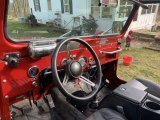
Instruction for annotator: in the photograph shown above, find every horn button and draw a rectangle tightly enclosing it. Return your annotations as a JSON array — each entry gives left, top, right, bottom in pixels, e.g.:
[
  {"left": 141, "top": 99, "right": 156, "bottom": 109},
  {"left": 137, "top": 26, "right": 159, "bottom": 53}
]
[{"left": 67, "top": 61, "right": 83, "bottom": 78}]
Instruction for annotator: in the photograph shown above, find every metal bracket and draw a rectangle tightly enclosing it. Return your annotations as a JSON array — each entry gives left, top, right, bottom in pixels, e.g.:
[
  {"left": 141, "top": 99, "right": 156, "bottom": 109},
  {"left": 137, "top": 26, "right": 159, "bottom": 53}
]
[
  {"left": 5, "top": 52, "right": 20, "bottom": 60},
  {"left": 4, "top": 52, "right": 20, "bottom": 67}
]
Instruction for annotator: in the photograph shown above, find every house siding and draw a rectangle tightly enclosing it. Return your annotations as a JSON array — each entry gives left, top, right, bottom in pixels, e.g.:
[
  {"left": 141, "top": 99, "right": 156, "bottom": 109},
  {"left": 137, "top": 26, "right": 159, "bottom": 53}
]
[
  {"left": 28, "top": 0, "right": 159, "bottom": 33},
  {"left": 28, "top": 0, "right": 61, "bottom": 24},
  {"left": 130, "top": 4, "right": 159, "bottom": 31}
]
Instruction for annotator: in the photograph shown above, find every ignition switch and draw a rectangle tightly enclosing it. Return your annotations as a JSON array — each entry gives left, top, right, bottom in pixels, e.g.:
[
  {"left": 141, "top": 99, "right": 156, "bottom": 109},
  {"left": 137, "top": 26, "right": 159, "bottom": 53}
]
[{"left": 5, "top": 53, "right": 20, "bottom": 67}]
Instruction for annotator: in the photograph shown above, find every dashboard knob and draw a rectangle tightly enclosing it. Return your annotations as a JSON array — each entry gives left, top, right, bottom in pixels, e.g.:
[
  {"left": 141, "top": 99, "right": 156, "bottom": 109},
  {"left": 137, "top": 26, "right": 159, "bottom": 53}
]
[
  {"left": 6, "top": 57, "right": 19, "bottom": 67},
  {"left": 32, "top": 81, "right": 38, "bottom": 87}
]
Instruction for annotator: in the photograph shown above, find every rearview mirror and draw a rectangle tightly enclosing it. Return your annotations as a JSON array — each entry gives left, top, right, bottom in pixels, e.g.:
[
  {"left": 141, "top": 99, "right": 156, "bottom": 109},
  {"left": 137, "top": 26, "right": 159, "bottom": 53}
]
[{"left": 100, "top": 0, "right": 118, "bottom": 7}]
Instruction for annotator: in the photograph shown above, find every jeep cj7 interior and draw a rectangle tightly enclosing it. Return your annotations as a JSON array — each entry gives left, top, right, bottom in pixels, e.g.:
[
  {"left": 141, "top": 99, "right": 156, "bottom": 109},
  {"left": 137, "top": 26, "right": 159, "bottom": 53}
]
[{"left": 0, "top": 0, "right": 160, "bottom": 120}]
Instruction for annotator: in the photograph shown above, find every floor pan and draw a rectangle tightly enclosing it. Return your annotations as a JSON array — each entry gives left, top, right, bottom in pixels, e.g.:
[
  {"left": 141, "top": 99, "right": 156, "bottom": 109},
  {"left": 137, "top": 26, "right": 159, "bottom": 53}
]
[{"left": 12, "top": 99, "right": 53, "bottom": 120}]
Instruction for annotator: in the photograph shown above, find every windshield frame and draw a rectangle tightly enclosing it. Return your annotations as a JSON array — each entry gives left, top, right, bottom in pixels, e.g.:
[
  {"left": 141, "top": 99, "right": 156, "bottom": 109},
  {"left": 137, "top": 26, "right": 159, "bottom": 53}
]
[{"left": 4, "top": 0, "right": 137, "bottom": 43}]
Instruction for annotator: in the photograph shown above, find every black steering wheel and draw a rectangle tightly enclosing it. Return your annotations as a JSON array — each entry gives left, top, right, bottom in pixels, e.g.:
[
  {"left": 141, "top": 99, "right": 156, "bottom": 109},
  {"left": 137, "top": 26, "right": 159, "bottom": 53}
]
[{"left": 51, "top": 38, "right": 102, "bottom": 101}]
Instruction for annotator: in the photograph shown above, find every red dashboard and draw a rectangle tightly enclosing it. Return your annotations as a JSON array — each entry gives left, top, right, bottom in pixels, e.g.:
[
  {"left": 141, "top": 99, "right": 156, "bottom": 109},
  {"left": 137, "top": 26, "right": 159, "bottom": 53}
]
[{"left": 0, "top": 36, "right": 122, "bottom": 105}]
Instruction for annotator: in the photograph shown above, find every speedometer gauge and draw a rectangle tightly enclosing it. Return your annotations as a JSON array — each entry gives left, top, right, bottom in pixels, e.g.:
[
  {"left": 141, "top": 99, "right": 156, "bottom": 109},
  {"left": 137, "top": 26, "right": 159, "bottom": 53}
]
[
  {"left": 28, "top": 66, "right": 39, "bottom": 78},
  {"left": 78, "top": 57, "right": 87, "bottom": 67}
]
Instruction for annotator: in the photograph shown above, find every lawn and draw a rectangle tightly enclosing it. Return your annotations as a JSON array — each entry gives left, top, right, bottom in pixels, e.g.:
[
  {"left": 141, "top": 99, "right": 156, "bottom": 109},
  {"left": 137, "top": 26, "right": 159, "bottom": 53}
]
[
  {"left": 117, "top": 47, "right": 160, "bottom": 84},
  {"left": 7, "top": 19, "right": 62, "bottom": 39}
]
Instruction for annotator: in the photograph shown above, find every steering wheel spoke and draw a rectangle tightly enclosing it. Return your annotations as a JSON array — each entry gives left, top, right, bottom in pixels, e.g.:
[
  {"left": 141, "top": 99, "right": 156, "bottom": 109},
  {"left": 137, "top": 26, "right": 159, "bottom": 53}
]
[
  {"left": 66, "top": 42, "right": 71, "bottom": 59},
  {"left": 63, "top": 74, "right": 69, "bottom": 85},
  {"left": 79, "top": 76, "right": 95, "bottom": 87}
]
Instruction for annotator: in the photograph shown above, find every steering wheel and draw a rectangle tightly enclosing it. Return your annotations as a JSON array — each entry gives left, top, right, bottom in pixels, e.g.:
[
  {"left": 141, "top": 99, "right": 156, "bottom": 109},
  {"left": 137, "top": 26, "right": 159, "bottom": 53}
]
[{"left": 51, "top": 38, "right": 102, "bottom": 101}]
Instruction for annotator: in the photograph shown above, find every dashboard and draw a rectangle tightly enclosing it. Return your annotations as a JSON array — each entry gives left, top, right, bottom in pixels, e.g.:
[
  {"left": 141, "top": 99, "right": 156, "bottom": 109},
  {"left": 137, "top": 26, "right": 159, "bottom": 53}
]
[{"left": 0, "top": 36, "right": 122, "bottom": 104}]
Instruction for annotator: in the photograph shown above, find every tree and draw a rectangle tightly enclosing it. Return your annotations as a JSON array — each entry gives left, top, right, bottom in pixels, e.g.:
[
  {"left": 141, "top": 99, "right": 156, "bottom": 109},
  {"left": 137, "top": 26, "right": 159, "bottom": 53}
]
[{"left": 8, "top": 0, "right": 30, "bottom": 17}]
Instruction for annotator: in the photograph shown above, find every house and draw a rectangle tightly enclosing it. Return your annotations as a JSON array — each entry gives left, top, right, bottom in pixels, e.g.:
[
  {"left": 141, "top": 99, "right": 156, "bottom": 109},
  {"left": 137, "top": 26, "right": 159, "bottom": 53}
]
[
  {"left": 28, "top": 0, "right": 159, "bottom": 32},
  {"left": 129, "top": 4, "right": 159, "bottom": 31}
]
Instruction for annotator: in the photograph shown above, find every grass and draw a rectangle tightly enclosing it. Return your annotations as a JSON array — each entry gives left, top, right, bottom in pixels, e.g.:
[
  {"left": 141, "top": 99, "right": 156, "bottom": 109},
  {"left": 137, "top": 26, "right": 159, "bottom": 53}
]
[
  {"left": 117, "top": 47, "right": 160, "bottom": 84},
  {"left": 7, "top": 19, "right": 62, "bottom": 39}
]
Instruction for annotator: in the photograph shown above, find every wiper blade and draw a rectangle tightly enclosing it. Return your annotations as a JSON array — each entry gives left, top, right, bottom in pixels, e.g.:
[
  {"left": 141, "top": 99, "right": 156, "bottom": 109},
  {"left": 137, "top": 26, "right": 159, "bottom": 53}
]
[{"left": 130, "top": 0, "right": 148, "bottom": 9}]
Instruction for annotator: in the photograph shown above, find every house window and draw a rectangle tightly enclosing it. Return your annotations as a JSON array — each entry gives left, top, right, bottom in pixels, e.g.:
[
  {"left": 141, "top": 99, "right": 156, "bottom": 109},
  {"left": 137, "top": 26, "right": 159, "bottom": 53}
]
[
  {"left": 64, "top": 0, "right": 70, "bottom": 12},
  {"left": 47, "top": 0, "right": 52, "bottom": 10},
  {"left": 119, "top": 6, "right": 132, "bottom": 18},
  {"left": 120, "top": 0, "right": 127, "bottom": 5},
  {"left": 119, "top": 0, "right": 132, "bottom": 18},
  {"left": 141, "top": 8, "right": 146, "bottom": 14},
  {"left": 91, "top": 7, "right": 100, "bottom": 18},
  {"left": 61, "top": 0, "right": 72, "bottom": 14},
  {"left": 34, "top": 0, "right": 41, "bottom": 12},
  {"left": 147, "top": 5, "right": 152, "bottom": 14},
  {"left": 152, "top": 5, "right": 157, "bottom": 13},
  {"left": 91, "top": 0, "right": 100, "bottom": 17},
  {"left": 102, "top": 6, "right": 111, "bottom": 18},
  {"left": 142, "top": 4, "right": 157, "bottom": 15},
  {"left": 91, "top": 0, "right": 111, "bottom": 18}
]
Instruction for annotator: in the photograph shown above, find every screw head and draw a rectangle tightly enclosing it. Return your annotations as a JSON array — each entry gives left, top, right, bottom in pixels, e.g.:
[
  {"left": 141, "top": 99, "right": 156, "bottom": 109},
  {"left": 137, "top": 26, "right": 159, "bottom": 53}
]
[
  {"left": 3, "top": 80, "right": 7, "bottom": 83},
  {"left": 17, "top": 54, "right": 20, "bottom": 57},
  {"left": 32, "top": 81, "right": 38, "bottom": 87},
  {"left": 5, "top": 95, "right": 9, "bottom": 99},
  {"left": 5, "top": 55, "right": 9, "bottom": 59},
  {"left": 5, "top": 62, "right": 8, "bottom": 65}
]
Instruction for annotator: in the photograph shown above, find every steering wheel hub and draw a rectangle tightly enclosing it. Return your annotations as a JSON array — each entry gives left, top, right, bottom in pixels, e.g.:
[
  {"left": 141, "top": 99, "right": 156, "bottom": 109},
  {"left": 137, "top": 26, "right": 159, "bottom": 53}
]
[{"left": 67, "top": 61, "right": 82, "bottom": 78}]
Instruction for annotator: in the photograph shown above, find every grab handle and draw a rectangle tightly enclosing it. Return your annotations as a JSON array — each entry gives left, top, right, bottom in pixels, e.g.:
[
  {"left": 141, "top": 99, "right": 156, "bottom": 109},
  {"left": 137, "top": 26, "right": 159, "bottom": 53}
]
[{"left": 100, "top": 48, "right": 122, "bottom": 55}]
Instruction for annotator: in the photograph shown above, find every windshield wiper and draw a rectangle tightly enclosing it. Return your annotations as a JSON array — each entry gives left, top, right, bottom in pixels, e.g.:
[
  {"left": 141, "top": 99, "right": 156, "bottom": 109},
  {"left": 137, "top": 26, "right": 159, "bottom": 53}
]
[{"left": 130, "top": 0, "right": 148, "bottom": 9}]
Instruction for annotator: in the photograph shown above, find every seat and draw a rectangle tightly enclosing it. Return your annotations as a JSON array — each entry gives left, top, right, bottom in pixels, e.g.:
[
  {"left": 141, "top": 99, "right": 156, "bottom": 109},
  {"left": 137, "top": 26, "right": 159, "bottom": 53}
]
[
  {"left": 86, "top": 108, "right": 127, "bottom": 120},
  {"left": 125, "top": 78, "right": 160, "bottom": 98}
]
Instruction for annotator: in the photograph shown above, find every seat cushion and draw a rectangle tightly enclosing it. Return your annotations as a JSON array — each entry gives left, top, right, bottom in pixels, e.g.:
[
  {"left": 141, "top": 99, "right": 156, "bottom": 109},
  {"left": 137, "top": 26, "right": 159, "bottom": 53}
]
[
  {"left": 86, "top": 108, "right": 127, "bottom": 120},
  {"left": 125, "top": 78, "right": 148, "bottom": 91},
  {"left": 136, "top": 78, "right": 160, "bottom": 98},
  {"left": 126, "top": 78, "right": 160, "bottom": 98}
]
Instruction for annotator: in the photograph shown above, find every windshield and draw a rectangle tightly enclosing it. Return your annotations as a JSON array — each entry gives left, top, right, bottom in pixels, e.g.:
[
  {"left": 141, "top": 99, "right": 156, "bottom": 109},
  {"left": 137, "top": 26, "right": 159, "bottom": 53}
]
[{"left": 6, "top": 0, "right": 133, "bottom": 41}]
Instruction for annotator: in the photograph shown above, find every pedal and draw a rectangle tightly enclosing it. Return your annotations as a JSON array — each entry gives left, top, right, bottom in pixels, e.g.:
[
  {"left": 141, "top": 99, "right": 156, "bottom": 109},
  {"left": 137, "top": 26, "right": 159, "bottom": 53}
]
[
  {"left": 35, "top": 99, "right": 50, "bottom": 114},
  {"left": 22, "top": 105, "right": 32, "bottom": 113},
  {"left": 45, "top": 94, "right": 55, "bottom": 109}
]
